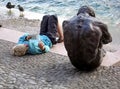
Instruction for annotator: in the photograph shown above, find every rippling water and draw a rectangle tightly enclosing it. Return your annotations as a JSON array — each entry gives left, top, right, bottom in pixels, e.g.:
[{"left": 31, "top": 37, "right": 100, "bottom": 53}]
[
  {"left": 0, "top": 0, "right": 120, "bottom": 49},
  {"left": 0, "top": 0, "right": 120, "bottom": 20}
]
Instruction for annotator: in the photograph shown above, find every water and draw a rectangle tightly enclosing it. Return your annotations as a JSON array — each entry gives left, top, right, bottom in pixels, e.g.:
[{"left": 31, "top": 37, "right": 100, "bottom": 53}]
[
  {"left": 0, "top": 0, "right": 120, "bottom": 20},
  {"left": 0, "top": 0, "right": 120, "bottom": 50}
]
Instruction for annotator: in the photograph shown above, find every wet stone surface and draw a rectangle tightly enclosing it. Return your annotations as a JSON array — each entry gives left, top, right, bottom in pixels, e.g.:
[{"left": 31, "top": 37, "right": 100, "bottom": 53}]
[{"left": 0, "top": 18, "right": 40, "bottom": 34}]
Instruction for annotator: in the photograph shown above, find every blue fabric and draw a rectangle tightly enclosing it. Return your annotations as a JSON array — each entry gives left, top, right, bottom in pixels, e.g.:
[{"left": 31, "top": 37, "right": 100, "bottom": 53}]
[{"left": 18, "top": 33, "right": 52, "bottom": 54}]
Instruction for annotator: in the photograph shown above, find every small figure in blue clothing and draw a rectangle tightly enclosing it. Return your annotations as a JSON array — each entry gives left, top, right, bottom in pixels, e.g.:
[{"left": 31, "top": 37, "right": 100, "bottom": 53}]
[{"left": 12, "top": 15, "right": 63, "bottom": 56}]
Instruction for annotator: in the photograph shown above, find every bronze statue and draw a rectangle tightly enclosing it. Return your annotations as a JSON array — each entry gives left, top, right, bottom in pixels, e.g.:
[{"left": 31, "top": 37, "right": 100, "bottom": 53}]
[{"left": 62, "top": 6, "right": 112, "bottom": 71}]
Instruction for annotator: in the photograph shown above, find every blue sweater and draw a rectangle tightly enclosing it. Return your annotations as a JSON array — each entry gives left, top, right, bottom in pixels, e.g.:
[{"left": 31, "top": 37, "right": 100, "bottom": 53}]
[{"left": 18, "top": 33, "right": 52, "bottom": 54}]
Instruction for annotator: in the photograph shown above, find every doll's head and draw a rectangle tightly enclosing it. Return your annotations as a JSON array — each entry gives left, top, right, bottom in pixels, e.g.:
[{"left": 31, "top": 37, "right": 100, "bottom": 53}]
[{"left": 12, "top": 44, "right": 28, "bottom": 56}]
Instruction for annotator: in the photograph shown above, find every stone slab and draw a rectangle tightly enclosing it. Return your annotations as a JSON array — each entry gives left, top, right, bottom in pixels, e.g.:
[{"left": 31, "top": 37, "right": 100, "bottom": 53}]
[{"left": 0, "top": 28, "right": 120, "bottom": 67}]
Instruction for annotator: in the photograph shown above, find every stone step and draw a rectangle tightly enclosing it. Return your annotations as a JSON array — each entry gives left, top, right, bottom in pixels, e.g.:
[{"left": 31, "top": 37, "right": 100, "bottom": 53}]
[{"left": 0, "top": 27, "right": 120, "bottom": 67}]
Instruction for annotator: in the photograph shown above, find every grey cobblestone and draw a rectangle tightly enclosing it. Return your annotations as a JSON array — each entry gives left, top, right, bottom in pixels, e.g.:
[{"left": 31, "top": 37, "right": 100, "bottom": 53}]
[{"left": 0, "top": 39, "right": 120, "bottom": 89}]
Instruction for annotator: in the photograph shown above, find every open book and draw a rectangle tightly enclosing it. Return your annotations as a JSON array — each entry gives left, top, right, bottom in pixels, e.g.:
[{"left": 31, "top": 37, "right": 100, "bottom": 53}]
[{"left": 30, "top": 34, "right": 41, "bottom": 41}]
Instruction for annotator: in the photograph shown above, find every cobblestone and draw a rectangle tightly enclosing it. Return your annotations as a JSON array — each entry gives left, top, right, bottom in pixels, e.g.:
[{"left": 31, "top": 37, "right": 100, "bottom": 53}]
[{"left": 0, "top": 39, "right": 119, "bottom": 89}]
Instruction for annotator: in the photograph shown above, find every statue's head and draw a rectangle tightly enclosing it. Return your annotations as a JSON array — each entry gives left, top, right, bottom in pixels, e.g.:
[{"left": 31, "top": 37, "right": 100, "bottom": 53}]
[{"left": 77, "top": 6, "right": 95, "bottom": 17}]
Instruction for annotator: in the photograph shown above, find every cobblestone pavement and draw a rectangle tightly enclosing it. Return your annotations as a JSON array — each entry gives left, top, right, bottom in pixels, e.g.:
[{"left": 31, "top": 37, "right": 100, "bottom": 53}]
[
  {"left": 0, "top": 18, "right": 120, "bottom": 89},
  {"left": 0, "top": 39, "right": 120, "bottom": 89}
]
